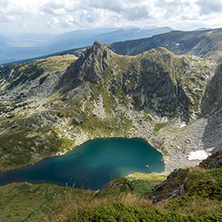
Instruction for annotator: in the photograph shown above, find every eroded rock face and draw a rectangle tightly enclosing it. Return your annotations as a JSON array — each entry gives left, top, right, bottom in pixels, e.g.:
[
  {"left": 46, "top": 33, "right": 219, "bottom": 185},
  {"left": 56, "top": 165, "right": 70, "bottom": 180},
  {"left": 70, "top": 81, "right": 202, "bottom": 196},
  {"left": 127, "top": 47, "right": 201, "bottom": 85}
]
[
  {"left": 61, "top": 42, "right": 215, "bottom": 122},
  {"left": 201, "top": 64, "right": 222, "bottom": 116},
  {"left": 60, "top": 41, "right": 112, "bottom": 90},
  {"left": 199, "top": 151, "right": 222, "bottom": 169},
  {"left": 148, "top": 168, "right": 189, "bottom": 204}
]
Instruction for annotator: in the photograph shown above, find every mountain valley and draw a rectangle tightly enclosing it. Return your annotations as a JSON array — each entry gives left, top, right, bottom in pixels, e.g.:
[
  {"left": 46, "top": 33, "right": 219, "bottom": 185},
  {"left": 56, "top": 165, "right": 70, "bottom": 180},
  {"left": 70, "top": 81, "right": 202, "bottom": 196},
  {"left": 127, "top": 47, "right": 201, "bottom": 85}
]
[
  {"left": 0, "top": 31, "right": 221, "bottom": 173},
  {"left": 1, "top": 28, "right": 222, "bottom": 221}
]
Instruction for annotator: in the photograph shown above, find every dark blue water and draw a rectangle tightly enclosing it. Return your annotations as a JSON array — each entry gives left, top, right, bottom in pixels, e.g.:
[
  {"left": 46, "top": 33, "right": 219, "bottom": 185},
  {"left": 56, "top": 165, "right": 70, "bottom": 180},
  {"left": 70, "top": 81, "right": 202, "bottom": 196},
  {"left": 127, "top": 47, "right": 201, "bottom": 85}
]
[{"left": 0, "top": 138, "right": 164, "bottom": 190}]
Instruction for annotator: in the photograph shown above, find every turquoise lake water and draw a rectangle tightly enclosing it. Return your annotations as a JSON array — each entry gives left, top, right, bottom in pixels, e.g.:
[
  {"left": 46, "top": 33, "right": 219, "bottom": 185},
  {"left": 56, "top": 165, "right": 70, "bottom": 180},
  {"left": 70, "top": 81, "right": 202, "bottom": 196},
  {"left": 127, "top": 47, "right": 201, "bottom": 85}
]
[{"left": 0, "top": 138, "right": 164, "bottom": 190}]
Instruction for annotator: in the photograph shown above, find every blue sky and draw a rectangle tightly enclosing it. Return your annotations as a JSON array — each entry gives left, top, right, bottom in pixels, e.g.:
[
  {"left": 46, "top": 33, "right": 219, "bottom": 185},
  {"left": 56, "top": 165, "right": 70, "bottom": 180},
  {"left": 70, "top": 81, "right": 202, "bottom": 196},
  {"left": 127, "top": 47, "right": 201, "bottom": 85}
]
[{"left": 0, "top": 0, "right": 221, "bottom": 34}]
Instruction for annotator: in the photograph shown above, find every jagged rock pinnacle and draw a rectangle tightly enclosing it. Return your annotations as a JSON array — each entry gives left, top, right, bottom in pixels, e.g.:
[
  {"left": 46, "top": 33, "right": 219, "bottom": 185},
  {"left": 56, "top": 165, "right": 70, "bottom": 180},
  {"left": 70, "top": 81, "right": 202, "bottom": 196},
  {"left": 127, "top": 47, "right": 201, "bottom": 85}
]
[
  {"left": 60, "top": 40, "right": 112, "bottom": 90},
  {"left": 92, "top": 40, "right": 110, "bottom": 58},
  {"left": 93, "top": 40, "right": 104, "bottom": 48}
]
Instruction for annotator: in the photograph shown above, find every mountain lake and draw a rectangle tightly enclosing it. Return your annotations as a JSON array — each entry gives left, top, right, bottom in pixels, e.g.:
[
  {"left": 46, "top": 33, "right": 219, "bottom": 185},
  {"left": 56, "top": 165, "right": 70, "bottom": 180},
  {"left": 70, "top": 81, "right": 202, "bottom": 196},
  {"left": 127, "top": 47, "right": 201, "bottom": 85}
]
[{"left": 0, "top": 138, "right": 164, "bottom": 190}]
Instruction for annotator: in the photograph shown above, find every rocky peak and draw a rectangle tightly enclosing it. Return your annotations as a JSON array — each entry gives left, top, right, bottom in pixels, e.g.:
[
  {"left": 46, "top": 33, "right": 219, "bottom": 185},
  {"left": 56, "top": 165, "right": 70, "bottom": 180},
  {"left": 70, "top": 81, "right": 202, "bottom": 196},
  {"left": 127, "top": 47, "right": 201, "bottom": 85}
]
[
  {"left": 92, "top": 41, "right": 107, "bottom": 55},
  {"left": 59, "top": 41, "right": 215, "bottom": 121},
  {"left": 60, "top": 41, "right": 112, "bottom": 91},
  {"left": 90, "top": 40, "right": 112, "bottom": 65}
]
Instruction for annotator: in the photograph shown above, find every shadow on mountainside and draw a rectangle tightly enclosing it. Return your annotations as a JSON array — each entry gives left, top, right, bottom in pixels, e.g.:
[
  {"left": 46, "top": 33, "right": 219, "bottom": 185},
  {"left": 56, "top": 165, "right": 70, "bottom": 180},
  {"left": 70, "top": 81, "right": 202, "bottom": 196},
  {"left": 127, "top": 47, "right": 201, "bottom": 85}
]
[{"left": 202, "top": 63, "right": 222, "bottom": 151}]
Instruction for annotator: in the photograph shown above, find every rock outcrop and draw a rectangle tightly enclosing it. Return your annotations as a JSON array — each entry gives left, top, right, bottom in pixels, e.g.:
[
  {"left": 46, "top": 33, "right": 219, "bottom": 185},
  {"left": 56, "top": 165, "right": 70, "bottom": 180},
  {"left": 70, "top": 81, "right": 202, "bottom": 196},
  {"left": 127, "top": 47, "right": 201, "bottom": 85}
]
[
  {"left": 201, "top": 63, "right": 222, "bottom": 116},
  {"left": 199, "top": 151, "right": 222, "bottom": 169},
  {"left": 60, "top": 41, "right": 112, "bottom": 90},
  {"left": 149, "top": 151, "right": 222, "bottom": 204},
  {"left": 61, "top": 42, "right": 215, "bottom": 122},
  {"left": 148, "top": 168, "right": 189, "bottom": 204}
]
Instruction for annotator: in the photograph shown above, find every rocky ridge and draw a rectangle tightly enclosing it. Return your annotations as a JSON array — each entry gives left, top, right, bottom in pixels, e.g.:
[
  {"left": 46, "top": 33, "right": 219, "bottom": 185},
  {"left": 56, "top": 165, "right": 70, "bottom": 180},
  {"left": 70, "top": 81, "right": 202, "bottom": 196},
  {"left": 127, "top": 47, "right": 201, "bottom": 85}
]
[
  {"left": 62, "top": 41, "right": 215, "bottom": 122},
  {"left": 108, "top": 28, "right": 222, "bottom": 62}
]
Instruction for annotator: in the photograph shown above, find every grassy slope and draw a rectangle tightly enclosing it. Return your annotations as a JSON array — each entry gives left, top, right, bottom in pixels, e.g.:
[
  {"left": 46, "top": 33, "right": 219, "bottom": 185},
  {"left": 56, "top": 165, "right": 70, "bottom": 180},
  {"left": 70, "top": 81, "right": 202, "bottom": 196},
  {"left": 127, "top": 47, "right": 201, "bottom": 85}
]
[
  {"left": 0, "top": 55, "right": 78, "bottom": 173},
  {"left": 39, "top": 167, "right": 222, "bottom": 221},
  {"left": 125, "top": 172, "right": 167, "bottom": 194},
  {"left": 0, "top": 183, "right": 93, "bottom": 222},
  {"left": 0, "top": 114, "right": 75, "bottom": 173},
  {"left": 2, "top": 54, "right": 77, "bottom": 88},
  {"left": 1, "top": 167, "right": 222, "bottom": 221}
]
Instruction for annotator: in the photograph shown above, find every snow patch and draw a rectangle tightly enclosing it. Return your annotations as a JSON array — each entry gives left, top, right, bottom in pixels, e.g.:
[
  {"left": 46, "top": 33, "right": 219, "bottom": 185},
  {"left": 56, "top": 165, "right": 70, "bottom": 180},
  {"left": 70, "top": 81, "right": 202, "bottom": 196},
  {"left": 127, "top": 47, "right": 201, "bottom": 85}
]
[
  {"left": 188, "top": 150, "right": 209, "bottom": 160},
  {"left": 206, "top": 31, "right": 215, "bottom": 34},
  {"left": 180, "top": 122, "right": 186, "bottom": 128}
]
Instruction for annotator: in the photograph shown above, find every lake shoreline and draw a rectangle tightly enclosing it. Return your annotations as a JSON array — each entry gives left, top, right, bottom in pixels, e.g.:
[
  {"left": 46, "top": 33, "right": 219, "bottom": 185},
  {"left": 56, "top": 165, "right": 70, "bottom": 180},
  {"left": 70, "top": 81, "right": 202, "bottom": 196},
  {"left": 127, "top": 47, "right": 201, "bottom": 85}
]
[
  {"left": 0, "top": 138, "right": 164, "bottom": 190},
  {"left": 1, "top": 134, "right": 191, "bottom": 177}
]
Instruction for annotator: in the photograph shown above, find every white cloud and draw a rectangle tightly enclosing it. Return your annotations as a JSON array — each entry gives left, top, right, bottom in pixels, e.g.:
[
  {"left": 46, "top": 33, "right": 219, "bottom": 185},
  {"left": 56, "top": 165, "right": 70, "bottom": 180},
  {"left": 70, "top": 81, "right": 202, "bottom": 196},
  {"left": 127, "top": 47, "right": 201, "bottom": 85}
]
[
  {"left": 0, "top": 0, "right": 221, "bottom": 33},
  {"left": 88, "top": 0, "right": 151, "bottom": 21},
  {"left": 47, "top": 15, "right": 75, "bottom": 28},
  {"left": 197, "top": 0, "right": 222, "bottom": 15}
]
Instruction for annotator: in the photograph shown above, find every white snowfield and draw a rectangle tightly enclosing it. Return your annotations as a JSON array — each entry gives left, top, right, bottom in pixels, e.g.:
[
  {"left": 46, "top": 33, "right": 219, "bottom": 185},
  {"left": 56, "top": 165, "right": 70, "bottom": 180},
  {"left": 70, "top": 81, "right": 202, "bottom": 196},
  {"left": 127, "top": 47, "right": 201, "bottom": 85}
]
[{"left": 188, "top": 148, "right": 215, "bottom": 161}]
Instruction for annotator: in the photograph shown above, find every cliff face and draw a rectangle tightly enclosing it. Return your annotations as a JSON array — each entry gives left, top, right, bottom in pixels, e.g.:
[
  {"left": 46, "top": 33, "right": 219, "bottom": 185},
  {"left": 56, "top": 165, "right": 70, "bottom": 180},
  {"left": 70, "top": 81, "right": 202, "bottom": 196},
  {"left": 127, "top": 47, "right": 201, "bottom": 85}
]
[
  {"left": 60, "top": 41, "right": 112, "bottom": 90},
  {"left": 61, "top": 42, "right": 215, "bottom": 122},
  {"left": 201, "top": 63, "right": 222, "bottom": 116}
]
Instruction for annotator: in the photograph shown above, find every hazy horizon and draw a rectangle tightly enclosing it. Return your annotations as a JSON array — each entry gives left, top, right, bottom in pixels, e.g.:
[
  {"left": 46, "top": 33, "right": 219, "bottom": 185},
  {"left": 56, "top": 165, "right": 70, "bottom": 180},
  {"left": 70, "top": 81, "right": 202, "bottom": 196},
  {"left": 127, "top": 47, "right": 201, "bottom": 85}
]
[{"left": 0, "top": 0, "right": 221, "bottom": 34}]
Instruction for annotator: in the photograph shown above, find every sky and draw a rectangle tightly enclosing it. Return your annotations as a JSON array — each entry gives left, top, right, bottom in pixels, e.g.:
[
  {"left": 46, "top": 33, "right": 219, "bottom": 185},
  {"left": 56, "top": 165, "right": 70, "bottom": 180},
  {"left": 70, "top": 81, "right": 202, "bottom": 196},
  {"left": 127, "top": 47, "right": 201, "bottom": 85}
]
[{"left": 0, "top": 0, "right": 221, "bottom": 34}]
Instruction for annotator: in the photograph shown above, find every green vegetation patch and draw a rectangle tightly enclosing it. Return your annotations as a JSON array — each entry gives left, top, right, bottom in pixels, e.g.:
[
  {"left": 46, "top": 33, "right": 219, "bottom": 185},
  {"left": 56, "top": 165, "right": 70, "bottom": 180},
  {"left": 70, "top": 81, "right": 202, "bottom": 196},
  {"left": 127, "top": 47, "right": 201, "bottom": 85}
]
[
  {"left": 34, "top": 55, "right": 77, "bottom": 73},
  {"left": 187, "top": 168, "right": 222, "bottom": 200},
  {"left": 73, "top": 201, "right": 186, "bottom": 222},
  {"left": 126, "top": 173, "right": 167, "bottom": 194},
  {"left": 0, "top": 114, "right": 75, "bottom": 173},
  {"left": 45, "top": 197, "right": 222, "bottom": 222},
  {"left": 126, "top": 172, "right": 167, "bottom": 181},
  {"left": 154, "top": 122, "right": 168, "bottom": 134},
  {"left": 0, "top": 183, "right": 93, "bottom": 222}
]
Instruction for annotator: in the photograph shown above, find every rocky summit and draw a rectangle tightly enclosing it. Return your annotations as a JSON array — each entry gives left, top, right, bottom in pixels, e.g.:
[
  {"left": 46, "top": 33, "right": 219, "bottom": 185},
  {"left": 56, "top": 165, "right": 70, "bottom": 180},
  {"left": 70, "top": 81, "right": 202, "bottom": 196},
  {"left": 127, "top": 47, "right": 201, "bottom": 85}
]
[{"left": 0, "top": 38, "right": 221, "bottom": 175}]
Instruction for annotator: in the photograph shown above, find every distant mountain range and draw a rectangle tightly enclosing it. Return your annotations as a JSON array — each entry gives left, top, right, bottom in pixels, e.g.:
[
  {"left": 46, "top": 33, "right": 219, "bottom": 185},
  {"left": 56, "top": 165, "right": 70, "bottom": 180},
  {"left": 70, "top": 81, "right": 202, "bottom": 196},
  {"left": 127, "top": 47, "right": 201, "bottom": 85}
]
[
  {"left": 107, "top": 28, "right": 222, "bottom": 61},
  {"left": 0, "top": 26, "right": 172, "bottom": 64},
  {"left": 13, "top": 27, "right": 222, "bottom": 66}
]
